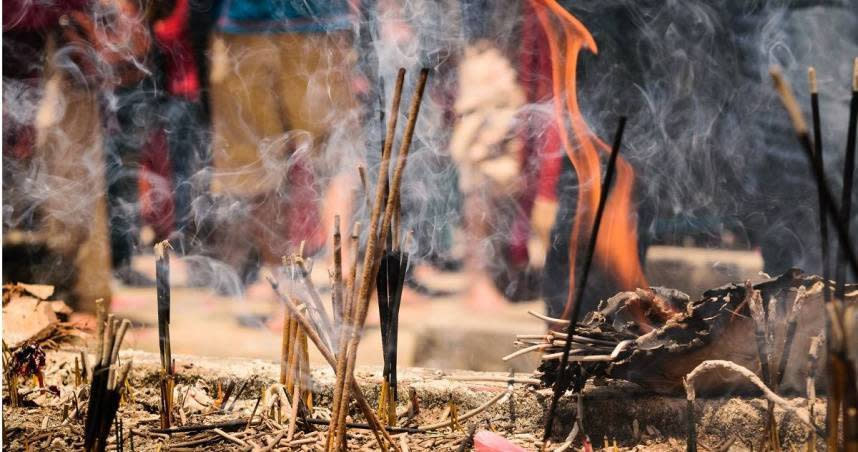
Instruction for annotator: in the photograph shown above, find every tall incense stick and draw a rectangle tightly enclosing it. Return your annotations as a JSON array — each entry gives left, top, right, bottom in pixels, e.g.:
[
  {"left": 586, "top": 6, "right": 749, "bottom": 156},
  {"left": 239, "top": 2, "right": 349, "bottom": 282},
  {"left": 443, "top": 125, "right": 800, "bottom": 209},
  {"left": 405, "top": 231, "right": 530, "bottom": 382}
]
[
  {"left": 155, "top": 241, "right": 173, "bottom": 429},
  {"left": 809, "top": 67, "right": 832, "bottom": 303},
  {"left": 543, "top": 116, "right": 627, "bottom": 442},
  {"left": 835, "top": 58, "right": 858, "bottom": 300}
]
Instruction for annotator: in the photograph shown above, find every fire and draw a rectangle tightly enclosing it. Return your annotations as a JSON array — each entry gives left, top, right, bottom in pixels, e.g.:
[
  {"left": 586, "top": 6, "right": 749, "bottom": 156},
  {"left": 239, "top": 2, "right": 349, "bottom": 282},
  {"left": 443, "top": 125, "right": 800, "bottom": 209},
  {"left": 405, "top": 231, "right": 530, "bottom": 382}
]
[{"left": 532, "top": 0, "right": 649, "bottom": 320}]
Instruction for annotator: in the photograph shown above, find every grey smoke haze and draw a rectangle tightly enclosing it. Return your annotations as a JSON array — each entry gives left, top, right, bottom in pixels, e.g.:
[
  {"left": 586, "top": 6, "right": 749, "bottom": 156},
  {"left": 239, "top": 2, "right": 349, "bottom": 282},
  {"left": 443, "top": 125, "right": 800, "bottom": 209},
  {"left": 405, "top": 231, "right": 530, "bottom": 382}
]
[{"left": 3, "top": 0, "right": 857, "bottom": 303}]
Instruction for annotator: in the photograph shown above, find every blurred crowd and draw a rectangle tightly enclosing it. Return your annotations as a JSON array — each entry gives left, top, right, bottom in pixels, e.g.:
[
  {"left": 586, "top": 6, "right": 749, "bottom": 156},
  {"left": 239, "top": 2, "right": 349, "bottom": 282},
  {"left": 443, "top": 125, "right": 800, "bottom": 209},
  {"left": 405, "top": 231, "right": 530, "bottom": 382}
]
[
  {"left": 3, "top": 0, "right": 857, "bottom": 316},
  {"left": 2, "top": 0, "right": 565, "bottom": 313}
]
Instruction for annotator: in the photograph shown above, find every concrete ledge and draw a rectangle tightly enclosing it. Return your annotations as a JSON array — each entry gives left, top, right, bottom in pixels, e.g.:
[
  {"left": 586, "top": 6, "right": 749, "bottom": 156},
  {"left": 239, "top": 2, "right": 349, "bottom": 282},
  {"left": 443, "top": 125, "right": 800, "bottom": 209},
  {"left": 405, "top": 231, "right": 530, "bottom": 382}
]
[{"left": 36, "top": 348, "right": 824, "bottom": 448}]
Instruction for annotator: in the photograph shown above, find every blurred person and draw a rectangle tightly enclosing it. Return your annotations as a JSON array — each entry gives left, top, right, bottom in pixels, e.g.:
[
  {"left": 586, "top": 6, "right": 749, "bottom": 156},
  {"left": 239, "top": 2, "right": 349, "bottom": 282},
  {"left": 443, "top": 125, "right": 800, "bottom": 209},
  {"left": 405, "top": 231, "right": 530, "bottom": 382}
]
[
  {"left": 152, "top": 0, "right": 213, "bottom": 255},
  {"left": 78, "top": 0, "right": 159, "bottom": 285},
  {"left": 3, "top": 0, "right": 115, "bottom": 310},
  {"left": 206, "top": 0, "right": 359, "bottom": 296},
  {"left": 446, "top": 1, "right": 558, "bottom": 308},
  {"left": 449, "top": 42, "right": 527, "bottom": 309}
]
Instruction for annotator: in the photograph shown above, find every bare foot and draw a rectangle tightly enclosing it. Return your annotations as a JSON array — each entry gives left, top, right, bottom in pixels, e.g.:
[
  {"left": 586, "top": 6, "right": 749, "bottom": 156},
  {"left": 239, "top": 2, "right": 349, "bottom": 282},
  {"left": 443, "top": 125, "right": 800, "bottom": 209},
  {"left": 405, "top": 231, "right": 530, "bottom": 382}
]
[{"left": 465, "top": 274, "right": 508, "bottom": 311}]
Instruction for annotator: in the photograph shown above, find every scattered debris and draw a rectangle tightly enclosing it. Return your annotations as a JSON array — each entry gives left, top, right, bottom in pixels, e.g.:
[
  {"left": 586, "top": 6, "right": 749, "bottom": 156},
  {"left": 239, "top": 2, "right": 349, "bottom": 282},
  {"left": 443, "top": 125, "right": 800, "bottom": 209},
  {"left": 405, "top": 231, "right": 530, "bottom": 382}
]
[{"left": 3, "top": 283, "right": 76, "bottom": 349}]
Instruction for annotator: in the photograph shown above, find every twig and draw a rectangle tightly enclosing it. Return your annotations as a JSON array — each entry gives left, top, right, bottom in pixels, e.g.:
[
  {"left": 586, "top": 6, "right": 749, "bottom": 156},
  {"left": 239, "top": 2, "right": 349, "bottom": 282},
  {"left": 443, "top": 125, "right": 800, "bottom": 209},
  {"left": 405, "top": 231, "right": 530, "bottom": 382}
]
[
  {"left": 418, "top": 389, "right": 510, "bottom": 431},
  {"left": 246, "top": 396, "right": 261, "bottom": 430},
  {"left": 292, "top": 256, "right": 335, "bottom": 352},
  {"left": 684, "top": 360, "right": 822, "bottom": 436},
  {"left": 683, "top": 376, "right": 696, "bottom": 452},
  {"left": 443, "top": 375, "right": 542, "bottom": 385},
  {"left": 807, "top": 333, "right": 823, "bottom": 451},
  {"left": 527, "top": 311, "right": 569, "bottom": 326},
  {"left": 212, "top": 428, "right": 248, "bottom": 447}
]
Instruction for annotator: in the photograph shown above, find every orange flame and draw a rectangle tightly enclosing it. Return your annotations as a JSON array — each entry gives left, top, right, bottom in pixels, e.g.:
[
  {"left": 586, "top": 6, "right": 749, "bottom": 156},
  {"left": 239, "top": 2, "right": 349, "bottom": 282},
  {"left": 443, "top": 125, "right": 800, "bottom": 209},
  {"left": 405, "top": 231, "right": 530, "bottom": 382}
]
[{"left": 532, "top": 0, "right": 649, "bottom": 320}]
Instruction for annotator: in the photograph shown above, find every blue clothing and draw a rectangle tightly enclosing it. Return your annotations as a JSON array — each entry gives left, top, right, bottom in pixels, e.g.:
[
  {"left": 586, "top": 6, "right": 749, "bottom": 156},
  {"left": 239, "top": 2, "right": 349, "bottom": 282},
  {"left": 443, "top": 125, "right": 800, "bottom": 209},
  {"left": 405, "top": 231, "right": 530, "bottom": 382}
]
[{"left": 214, "top": 0, "right": 352, "bottom": 34}]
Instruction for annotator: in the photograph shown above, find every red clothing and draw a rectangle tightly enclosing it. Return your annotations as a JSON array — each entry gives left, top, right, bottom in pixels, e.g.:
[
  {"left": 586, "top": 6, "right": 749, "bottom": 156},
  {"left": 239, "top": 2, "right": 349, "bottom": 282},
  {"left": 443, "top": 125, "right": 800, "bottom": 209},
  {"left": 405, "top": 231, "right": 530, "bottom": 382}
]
[
  {"left": 3, "top": 0, "right": 87, "bottom": 31},
  {"left": 504, "top": 4, "right": 564, "bottom": 267},
  {"left": 519, "top": 3, "right": 563, "bottom": 202},
  {"left": 153, "top": 0, "right": 200, "bottom": 99}
]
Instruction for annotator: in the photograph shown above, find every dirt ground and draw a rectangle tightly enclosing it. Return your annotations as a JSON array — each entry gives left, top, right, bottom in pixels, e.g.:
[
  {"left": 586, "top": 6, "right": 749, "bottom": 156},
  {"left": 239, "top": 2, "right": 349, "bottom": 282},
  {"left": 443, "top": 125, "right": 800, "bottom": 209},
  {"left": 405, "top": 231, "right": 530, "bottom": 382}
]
[{"left": 2, "top": 347, "right": 824, "bottom": 451}]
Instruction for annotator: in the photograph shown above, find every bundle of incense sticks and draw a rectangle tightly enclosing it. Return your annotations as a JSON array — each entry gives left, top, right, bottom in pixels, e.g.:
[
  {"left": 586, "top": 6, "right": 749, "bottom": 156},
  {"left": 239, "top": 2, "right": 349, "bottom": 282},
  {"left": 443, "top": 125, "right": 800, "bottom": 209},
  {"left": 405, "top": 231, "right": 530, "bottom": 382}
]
[
  {"left": 376, "top": 100, "right": 410, "bottom": 425},
  {"left": 280, "top": 253, "right": 314, "bottom": 421},
  {"left": 376, "top": 246, "right": 408, "bottom": 425},
  {"left": 154, "top": 241, "right": 174, "bottom": 429},
  {"left": 84, "top": 300, "right": 133, "bottom": 452},
  {"left": 327, "top": 67, "right": 429, "bottom": 452},
  {"left": 771, "top": 61, "right": 858, "bottom": 452}
]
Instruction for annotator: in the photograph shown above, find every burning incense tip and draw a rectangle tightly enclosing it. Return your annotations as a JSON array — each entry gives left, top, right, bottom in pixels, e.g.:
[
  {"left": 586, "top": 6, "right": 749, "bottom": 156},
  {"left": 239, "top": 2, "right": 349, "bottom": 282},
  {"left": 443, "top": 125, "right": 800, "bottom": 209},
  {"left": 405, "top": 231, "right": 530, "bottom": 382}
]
[
  {"left": 853, "top": 57, "right": 858, "bottom": 91},
  {"left": 808, "top": 67, "right": 818, "bottom": 94},
  {"left": 154, "top": 240, "right": 172, "bottom": 259},
  {"left": 770, "top": 66, "right": 808, "bottom": 134}
]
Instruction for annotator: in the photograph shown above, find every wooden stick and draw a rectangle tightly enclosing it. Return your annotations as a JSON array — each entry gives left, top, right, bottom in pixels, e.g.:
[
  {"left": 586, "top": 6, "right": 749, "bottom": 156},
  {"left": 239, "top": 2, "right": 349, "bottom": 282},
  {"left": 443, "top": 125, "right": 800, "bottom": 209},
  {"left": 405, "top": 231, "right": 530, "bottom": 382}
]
[
  {"left": 334, "top": 68, "right": 429, "bottom": 452},
  {"left": 329, "top": 67, "right": 407, "bottom": 452},
  {"left": 94, "top": 299, "right": 106, "bottom": 365},
  {"left": 775, "top": 286, "right": 808, "bottom": 388},
  {"left": 544, "top": 117, "right": 627, "bottom": 442},
  {"left": 299, "top": 329, "right": 312, "bottom": 411},
  {"left": 746, "top": 285, "right": 770, "bottom": 385},
  {"left": 292, "top": 256, "right": 335, "bottom": 352},
  {"left": 684, "top": 360, "right": 821, "bottom": 435},
  {"left": 416, "top": 390, "right": 510, "bottom": 431},
  {"left": 807, "top": 333, "right": 823, "bottom": 451},
  {"left": 683, "top": 377, "right": 697, "bottom": 452}
]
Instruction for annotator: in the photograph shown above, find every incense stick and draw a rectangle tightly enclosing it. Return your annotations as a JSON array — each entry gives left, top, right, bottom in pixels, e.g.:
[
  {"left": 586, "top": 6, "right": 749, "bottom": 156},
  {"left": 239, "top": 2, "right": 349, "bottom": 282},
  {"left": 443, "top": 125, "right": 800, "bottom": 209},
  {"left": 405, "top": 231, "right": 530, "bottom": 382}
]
[
  {"left": 155, "top": 241, "right": 172, "bottom": 373},
  {"left": 809, "top": 67, "right": 832, "bottom": 304},
  {"left": 543, "top": 116, "right": 627, "bottom": 442},
  {"left": 333, "top": 215, "right": 344, "bottom": 331},
  {"left": 84, "top": 313, "right": 134, "bottom": 452},
  {"left": 154, "top": 241, "right": 174, "bottom": 429},
  {"left": 835, "top": 58, "right": 858, "bottom": 300},
  {"left": 775, "top": 286, "right": 808, "bottom": 388},
  {"left": 345, "top": 222, "right": 361, "bottom": 320},
  {"left": 291, "top": 255, "right": 335, "bottom": 352},
  {"left": 770, "top": 67, "right": 858, "bottom": 277}
]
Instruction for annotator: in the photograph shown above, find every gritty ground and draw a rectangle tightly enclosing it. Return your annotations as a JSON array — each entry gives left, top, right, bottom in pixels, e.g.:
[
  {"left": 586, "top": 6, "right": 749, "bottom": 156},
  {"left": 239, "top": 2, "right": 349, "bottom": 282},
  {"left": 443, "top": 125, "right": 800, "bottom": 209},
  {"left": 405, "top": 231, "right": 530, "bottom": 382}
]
[{"left": 2, "top": 348, "right": 824, "bottom": 451}]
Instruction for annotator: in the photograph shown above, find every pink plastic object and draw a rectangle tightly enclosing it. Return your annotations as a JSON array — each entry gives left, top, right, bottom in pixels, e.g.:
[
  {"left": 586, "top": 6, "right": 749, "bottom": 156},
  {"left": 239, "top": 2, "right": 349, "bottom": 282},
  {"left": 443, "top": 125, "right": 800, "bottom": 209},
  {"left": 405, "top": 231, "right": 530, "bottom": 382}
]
[{"left": 473, "top": 430, "right": 530, "bottom": 452}]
